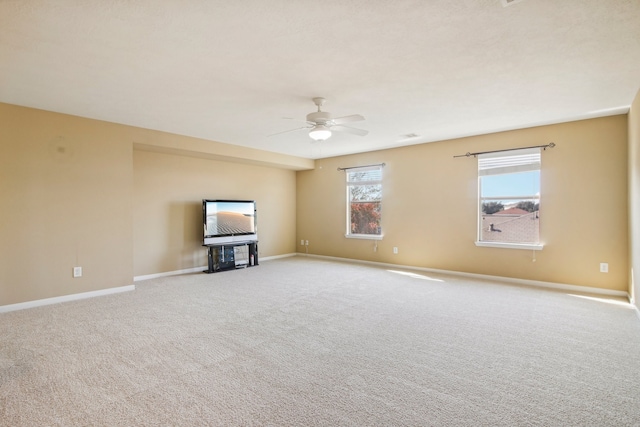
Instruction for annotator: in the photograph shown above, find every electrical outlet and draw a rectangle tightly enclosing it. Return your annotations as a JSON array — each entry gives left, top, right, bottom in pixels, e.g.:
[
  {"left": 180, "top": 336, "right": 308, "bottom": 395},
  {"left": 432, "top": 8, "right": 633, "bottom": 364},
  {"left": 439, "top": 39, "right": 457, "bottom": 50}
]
[
  {"left": 73, "top": 266, "right": 82, "bottom": 278},
  {"left": 300, "top": 239, "right": 304, "bottom": 246},
  {"left": 600, "top": 263, "right": 608, "bottom": 273},
  {"left": 393, "top": 247, "right": 398, "bottom": 254},
  {"left": 305, "top": 240, "right": 309, "bottom": 246}
]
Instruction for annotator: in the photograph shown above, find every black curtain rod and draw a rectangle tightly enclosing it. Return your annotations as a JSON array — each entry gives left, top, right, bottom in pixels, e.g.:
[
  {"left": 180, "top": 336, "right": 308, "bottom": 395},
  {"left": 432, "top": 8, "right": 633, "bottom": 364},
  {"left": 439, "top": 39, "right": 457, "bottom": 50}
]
[
  {"left": 337, "top": 162, "right": 386, "bottom": 171},
  {"left": 453, "top": 142, "right": 555, "bottom": 158}
]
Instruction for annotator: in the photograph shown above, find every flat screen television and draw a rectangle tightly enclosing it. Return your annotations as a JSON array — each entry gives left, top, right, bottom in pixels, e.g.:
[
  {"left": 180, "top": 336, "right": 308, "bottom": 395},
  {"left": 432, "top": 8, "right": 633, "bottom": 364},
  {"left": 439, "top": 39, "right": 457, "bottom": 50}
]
[{"left": 203, "top": 200, "right": 257, "bottom": 245}]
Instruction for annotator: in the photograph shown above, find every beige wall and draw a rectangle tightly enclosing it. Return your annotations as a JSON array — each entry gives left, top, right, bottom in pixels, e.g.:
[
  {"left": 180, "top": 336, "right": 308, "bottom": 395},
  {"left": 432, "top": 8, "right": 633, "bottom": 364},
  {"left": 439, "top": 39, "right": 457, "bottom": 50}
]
[
  {"left": 133, "top": 150, "right": 296, "bottom": 276},
  {"left": 297, "top": 115, "right": 629, "bottom": 291},
  {"left": 1, "top": 102, "right": 302, "bottom": 306},
  {"left": 0, "top": 103, "right": 134, "bottom": 306},
  {"left": 1, "top": 100, "right": 633, "bottom": 305},
  {"left": 629, "top": 89, "right": 640, "bottom": 308}
]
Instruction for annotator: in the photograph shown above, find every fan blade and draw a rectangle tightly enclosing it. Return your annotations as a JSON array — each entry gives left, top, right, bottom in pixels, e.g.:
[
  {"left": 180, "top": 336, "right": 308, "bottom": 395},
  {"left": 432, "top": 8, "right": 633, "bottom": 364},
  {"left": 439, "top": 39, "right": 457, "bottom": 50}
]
[
  {"left": 331, "top": 125, "right": 369, "bottom": 136},
  {"left": 267, "top": 126, "right": 310, "bottom": 137},
  {"left": 331, "top": 114, "right": 365, "bottom": 125}
]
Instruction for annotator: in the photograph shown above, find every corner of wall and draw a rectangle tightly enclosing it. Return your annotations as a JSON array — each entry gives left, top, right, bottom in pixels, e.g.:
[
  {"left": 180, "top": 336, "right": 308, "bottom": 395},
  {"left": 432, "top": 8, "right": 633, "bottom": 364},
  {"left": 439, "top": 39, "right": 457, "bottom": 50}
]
[{"left": 629, "top": 87, "right": 640, "bottom": 312}]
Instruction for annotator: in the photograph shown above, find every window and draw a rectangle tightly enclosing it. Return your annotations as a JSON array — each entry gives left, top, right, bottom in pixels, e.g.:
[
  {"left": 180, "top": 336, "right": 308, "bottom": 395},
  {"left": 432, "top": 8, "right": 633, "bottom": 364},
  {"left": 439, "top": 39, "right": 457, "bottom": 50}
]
[
  {"left": 477, "top": 148, "right": 541, "bottom": 250},
  {"left": 346, "top": 166, "right": 382, "bottom": 239}
]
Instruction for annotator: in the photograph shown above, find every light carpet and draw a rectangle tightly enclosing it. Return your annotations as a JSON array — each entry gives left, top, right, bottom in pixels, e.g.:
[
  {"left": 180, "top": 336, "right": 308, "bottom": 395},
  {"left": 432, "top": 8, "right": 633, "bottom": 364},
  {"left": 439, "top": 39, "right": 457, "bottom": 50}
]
[{"left": 1, "top": 256, "right": 640, "bottom": 426}]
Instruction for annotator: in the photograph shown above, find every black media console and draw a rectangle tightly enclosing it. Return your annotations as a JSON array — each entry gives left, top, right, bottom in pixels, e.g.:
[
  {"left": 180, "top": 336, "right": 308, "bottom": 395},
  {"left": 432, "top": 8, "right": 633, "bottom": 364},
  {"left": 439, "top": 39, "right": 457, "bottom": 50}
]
[{"left": 203, "top": 241, "right": 258, "bottom": 273}]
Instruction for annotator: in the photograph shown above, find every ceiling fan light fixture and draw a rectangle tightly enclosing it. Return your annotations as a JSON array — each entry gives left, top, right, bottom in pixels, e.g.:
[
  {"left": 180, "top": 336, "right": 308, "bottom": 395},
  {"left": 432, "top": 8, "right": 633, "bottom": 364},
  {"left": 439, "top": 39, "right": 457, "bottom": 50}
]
[{"left": 309, "top": 125, "right": 332, "bottom": 141}]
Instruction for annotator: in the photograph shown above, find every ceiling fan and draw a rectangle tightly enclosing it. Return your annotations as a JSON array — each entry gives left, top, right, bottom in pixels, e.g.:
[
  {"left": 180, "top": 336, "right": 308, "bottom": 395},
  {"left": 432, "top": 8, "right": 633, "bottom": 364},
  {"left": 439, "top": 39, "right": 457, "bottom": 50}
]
[{"left": 271, "top": 97, "right": 368, "bottom": 141}]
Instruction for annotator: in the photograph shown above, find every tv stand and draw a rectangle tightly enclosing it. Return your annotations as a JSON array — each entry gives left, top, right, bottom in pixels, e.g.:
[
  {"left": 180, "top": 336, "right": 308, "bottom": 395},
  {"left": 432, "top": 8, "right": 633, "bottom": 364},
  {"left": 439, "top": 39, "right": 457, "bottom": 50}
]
[{"left": 203, "top": 241, "right": 258, "bottom": 273}]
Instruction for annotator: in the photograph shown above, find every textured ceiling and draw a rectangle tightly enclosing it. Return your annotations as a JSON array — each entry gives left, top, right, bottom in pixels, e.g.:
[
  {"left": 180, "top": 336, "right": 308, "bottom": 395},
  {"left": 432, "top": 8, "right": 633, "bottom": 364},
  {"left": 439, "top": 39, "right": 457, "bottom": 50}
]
[{"left": 2, "top": 1, "right": 640, "bottom": 159}]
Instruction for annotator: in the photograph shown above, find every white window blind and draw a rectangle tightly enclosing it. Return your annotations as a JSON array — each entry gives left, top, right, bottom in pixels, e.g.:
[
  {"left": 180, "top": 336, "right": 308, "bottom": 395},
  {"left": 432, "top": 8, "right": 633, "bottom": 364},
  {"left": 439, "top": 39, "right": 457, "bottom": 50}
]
[
  {"left": 347, "top": 166, "right": 382, "bottom": 183},
  {"left": 478, "top": 148, "right": 541, "bottom": 176}
]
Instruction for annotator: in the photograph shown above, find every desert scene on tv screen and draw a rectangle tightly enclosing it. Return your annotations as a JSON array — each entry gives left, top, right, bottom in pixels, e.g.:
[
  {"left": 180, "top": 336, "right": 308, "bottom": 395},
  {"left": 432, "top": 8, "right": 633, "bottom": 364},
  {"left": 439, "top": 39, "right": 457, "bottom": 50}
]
[{"left": 206, "top": 203, "right": 254, "bottom": 235}]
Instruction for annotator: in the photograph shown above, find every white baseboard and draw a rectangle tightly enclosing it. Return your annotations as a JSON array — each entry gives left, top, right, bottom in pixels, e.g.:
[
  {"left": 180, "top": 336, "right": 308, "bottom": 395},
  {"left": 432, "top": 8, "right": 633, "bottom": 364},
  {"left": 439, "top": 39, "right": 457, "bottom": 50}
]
[
  {"left": 0, "top": 285, "right": 135, "bottom": 314},
  {"left": 134, "top": 266, "right": 206, "bottom": 282},
  {"left": 3, "top": 255, "right": 632, "bottom": 315},
  {"left": 133, "top": 253, "right": 298, "bottom": 282},
  {"left": 301, "top": 253, "right": 630, "bottom": 299},
  {"left": 260, "top": 253, "right": 297, "bottom": 261}
]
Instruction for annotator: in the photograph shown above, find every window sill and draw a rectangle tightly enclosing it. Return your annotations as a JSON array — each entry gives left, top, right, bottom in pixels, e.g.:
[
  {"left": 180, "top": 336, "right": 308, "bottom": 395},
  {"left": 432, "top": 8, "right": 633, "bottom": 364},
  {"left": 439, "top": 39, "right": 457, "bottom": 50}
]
[
  {"left": 345, "top": 234, "right": 384, "bottom": 241},
  {"left": 475, "top": 241, "right": 543, "bottom": 251}
]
